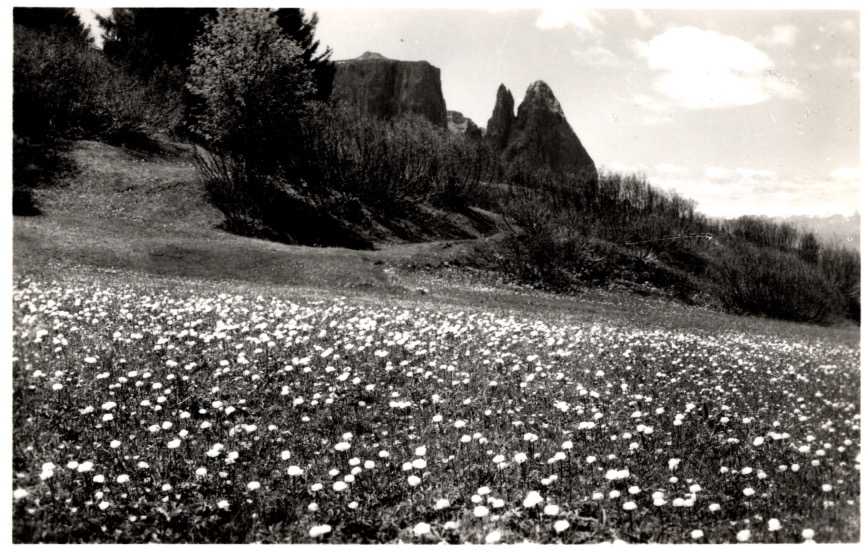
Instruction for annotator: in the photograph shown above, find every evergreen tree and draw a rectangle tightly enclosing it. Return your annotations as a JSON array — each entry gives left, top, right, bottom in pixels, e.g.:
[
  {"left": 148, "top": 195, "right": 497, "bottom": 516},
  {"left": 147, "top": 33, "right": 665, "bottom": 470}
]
[
  {"left": 274, "top": 9, "right": 336, "bottom": 102},
  {"left": 13, "top": 7, "right": 92, "bottom": 44}
]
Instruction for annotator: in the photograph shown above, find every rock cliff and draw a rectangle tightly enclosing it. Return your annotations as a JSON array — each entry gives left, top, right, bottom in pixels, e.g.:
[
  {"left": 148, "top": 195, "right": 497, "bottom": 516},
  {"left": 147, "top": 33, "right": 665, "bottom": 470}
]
[
  {"left": 485, "top": 84, "right": 516, "bottom": 151},
  {"left": 447, "top": 110, "right": 482, "bottom": 139},
  {"left": 486, "top": 81, "right": 596, "bottom": 178},
  {"left": 332, "top": 52, "right": 448, "bottom": 128}
]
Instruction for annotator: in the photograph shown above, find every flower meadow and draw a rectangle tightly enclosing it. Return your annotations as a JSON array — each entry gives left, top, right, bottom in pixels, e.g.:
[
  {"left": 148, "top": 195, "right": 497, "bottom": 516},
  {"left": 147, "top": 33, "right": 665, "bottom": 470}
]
[{"left": 12, "top": 277, "right": 860, "bottom": 543}]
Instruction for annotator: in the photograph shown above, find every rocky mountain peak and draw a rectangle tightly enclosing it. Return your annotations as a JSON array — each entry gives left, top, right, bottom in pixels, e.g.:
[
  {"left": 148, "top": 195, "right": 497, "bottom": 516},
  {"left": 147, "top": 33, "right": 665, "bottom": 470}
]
[
  {"left": 485, "top": 84, "right": 516, "bottom": 151},
  {"left": 522, "top": 80, "right": 565, "bottom": 117},
  {"left": 485, "top": 81, "right": 596, "bottom": 178}
]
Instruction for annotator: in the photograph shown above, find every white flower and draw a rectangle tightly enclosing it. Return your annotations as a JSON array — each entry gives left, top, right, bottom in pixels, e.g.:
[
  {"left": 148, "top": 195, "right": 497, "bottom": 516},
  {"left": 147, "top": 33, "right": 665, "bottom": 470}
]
[
  {"left": 13, "top": 488, "right": 28, "bottom": 500},
  {"left": 116, "top": 474, "right": 130, "bottom": 484},
  {"left": 309, "top": 524, "right": 332, "bottom": 538},
  {"left": 691, "top": 530, "right": 704, "bottom": 539},
  {"left": 98, "top": 501, "right": 110, "bottom": 510},
  {"left": 485, "top": 530, "right": 501, "bottom": 543},
  {"left": 768, "top": 518, "right": 782, "bottom": 532},
  {"left": 413, "top": 522, "right": 431, "bottom": 536},
  {"left": 544, "top": 504, "right": 560, "bottom": 516},
  {"left": 196, "top": 467, "right": 207, "bottom": 477},
  {"left": 709, "top": 503, "right": 721, "bottom": 512},
  {"left": 753, "top": 436, "right": 765, "bottom": 446},
  {"left": 554, "top": 520, "right": 570, "bottom": 533},
  {"left": 743, "top": 487, "right": 755, "bottom": 496},
  {"left": 333, "top": 481, "right": 348, "bottom": 492},
  {"left": 474, "top": 505, "right": 489, "bottom": 517},
  {"left": 167, "top": 439, "right": 181, "bottom": 449},
  {"left": 801, "top": 529, "right": 815, "bottom": 540},
  {"left": 407, "top": 475, "right": 421, "bottom": 487},
  {"left": 736, "top": 530, "right": 751, "bottom": 542},
  {"left": 415, "top": 446, "right": 427, "bottom": 456},
  {"left": 334, "top": 442, "right": 351, "bottom": 451},
  {"left": 622, "top": 501, "right": 637, "bottom": 511},
  {"left": 436, "top": 498, "right": 450, "bottom": 509},
  {"left": 93, "top": 474, "right": 105, "bottom": 483},
  {"left": 668, "top": 458, "right": 680, "bottom": 470},
  {"left": 523, "top": 491, "right": 544, "bottom": 508},
  {"left": 217, "top": 500, "right": 230, "bottom": 510},
  {"left": 281, "top": 450, "right": 291, "bottom": 460},
  {"left": 288, "top": 466, "right": 303, "bottom": 476},
  {"left": 247, "top": 481, "right": 261, "bottom": 491}
]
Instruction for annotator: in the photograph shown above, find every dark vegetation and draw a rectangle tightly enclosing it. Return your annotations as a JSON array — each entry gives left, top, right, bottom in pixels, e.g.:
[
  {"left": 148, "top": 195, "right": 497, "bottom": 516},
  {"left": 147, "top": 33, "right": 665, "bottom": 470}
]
[{"left": 12, "top": 8, "right": 859, "bottom": 326}]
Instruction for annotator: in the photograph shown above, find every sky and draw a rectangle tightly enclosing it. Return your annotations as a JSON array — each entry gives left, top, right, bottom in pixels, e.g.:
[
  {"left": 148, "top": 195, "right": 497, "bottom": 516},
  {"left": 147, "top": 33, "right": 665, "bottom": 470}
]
[{"left": 74, "top": 5, "right": 861, "bottom": 219}]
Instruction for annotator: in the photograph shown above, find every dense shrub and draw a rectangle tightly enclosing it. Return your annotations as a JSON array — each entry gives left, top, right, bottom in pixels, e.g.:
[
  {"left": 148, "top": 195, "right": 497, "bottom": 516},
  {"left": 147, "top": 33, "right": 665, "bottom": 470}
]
[
  {"left": 14, "top": 25, "right": 182, "bottom": 144},
  {"left": 710, "top": 243, "right": 847, "bottom": 325},
  {"left": 297, "top": 107, "right": 502, "bottom": 213}
]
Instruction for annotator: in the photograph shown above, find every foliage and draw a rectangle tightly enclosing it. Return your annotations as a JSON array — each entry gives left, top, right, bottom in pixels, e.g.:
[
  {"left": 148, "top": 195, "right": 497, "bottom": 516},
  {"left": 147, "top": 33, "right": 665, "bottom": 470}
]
[
  {"left": 13, "top": 7, "right": 92, "bottom": 44},
  {"left": 97, "top": 8, "right": 335, "bottom": 130},
  {"left": 13, "top": 23, "right": 183, "bottom": 188},
  {"left": 273, "top": 9, "right": 336, "bottom": 102},
  {"left": 187, "top": 9, "right": 316, "bottom": 168},
  {"left": 709, "top": 243, "right": 846, "bottom": 325}
]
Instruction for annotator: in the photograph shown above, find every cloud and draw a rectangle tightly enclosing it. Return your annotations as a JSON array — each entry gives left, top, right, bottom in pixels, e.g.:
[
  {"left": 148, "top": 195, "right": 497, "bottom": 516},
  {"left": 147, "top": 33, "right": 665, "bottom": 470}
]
[
  {"left": 633, "top": 9, "right": 653, "bottom": 30},
  {"left": 635, "top": 26, "right": 802, "bottom": 110},
  {"left": 535, "top": 8, "right": 605, "bottom": 34},
  {"left": 755, "top": 24, "right": 798, "bottom": 47},
  {"left": 654, "top": 165, "right": 856, "bottom": 218},
  {"left": 830, "top": 166, "right": 860, "bottom": 181},
  {"left": 655, "top": 163, "right": 691, "bottom": 177},
  {"left": 572, "top": 46, "right": 619, "bottom": 66}
]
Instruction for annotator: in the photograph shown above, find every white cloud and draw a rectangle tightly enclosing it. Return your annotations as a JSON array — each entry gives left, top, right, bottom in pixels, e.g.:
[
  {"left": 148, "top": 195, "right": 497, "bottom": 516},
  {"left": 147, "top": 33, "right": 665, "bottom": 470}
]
[
  {"left": 635, "top": 26, "right": 801, "bottom": 110},
  {"left": 633, "top": 9, "right": 654, "bottom": 30},
  {"left": 830, "top": 166, "right": 860, "bottom": 181},
  {"left": 654, "top": 165, "right": 857, "bottom": 218},
  {"left": 572, "top": 46, "right": 620, "bottom": 66},
  {"left": 704, "top": 166, "right": 736, "bottom": 180},
  {"left": 535, "top": 8, "right": 605, "bottom": 34},
  {"left": 755, "top": 24, "right": 798, "bottom": 47},
  {"left": 655, "top": 163, "right": 691, "bottom": 177}
]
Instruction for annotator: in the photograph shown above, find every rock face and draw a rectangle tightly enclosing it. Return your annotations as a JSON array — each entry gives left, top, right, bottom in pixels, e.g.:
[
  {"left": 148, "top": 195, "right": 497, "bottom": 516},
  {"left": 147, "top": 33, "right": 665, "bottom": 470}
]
[
  {"left": 447, "top": 110, "right": 482, "bottom": 139},
  {"left": 332, "top": 52, "right": 448, "bottom": 128},
  {"left": 485, "top": 84, "right": 515, "bottom": 151},
  {"left": 486, "top": 81, "right": 596, "bottom": 178}
]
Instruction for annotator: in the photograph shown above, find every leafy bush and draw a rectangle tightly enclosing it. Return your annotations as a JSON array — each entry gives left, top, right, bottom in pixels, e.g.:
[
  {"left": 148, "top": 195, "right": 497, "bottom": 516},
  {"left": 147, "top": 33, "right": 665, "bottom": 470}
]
[
  {"left": 710, "top": 243, "right": 846, "bottom": 325},
  {"left": 14, "top": 25, "right": 182, "bottom": 144},
  {"left": 187, "top": 9, "right": 316, "bottom": 172}
]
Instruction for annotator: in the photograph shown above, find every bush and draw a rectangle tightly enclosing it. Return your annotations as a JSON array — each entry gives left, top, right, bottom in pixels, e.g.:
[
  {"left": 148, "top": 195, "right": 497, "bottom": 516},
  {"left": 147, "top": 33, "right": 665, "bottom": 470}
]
[
  {"left": 710, "top": 243, "right": 846, "bottom": 325},
  {"left": 13, "top": 24, "right": 182, "bottom": 144}
]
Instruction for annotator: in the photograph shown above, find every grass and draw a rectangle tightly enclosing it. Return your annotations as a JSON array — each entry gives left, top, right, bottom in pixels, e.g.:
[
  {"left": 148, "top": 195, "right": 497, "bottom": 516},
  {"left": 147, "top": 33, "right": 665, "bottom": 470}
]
[{"left": 12, "top": 139, "right": 861, "bottom": 543}]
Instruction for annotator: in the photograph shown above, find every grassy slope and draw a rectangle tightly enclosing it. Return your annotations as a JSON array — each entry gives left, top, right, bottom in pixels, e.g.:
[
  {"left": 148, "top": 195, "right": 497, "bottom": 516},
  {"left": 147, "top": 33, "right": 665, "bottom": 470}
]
[{"left": 12, "top": 139, "right": 859, "bottom": 344}]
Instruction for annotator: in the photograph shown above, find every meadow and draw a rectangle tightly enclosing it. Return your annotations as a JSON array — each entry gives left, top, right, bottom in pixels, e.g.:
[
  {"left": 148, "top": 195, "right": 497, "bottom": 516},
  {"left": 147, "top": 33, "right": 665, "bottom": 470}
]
[{"left": 11, "top": 270, "right": 860, "bottom": 543}]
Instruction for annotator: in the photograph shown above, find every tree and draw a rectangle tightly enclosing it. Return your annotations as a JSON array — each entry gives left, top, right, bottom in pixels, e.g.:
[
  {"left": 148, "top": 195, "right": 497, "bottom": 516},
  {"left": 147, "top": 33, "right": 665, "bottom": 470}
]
[
  {"left": 274, "top": 9, "right": 336, "bottom": 102},
  {"left": 13, "top": 8, "right": 92, "bottom": 44},
  {"left": 98, "top": 8, "right": 215, "bottom": 91},
  {"left": 187, "top": 9, "right": 316, "bottom": 170}
]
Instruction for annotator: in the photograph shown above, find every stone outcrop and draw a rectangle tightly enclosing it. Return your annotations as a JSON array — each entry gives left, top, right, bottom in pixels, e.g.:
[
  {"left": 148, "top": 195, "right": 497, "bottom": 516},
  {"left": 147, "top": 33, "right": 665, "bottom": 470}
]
[
  {"left": 332, "top": 52, "right": 447, "bottom": 128},
  {"left": 485, "top": 84, "right": 515, "bottom": 151},
  {"left": 486, "top": 81, "right": 596, "bottom": 178},
  {"left": 447, "top": 110, "right": 482, "bottom": 139}
]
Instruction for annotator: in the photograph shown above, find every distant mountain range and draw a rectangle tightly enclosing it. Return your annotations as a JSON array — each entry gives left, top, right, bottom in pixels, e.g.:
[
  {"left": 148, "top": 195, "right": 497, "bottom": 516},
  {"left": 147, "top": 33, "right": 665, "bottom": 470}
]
[{"left": 770, "top": 213, "right": 860, "bottom": 251}]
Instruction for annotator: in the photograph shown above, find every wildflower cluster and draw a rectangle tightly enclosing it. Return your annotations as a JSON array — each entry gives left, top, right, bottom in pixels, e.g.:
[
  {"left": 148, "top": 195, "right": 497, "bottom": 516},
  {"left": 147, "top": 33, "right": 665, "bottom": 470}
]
[{"left": 11, "top": 277, "right": 860, "bottom": 543}]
